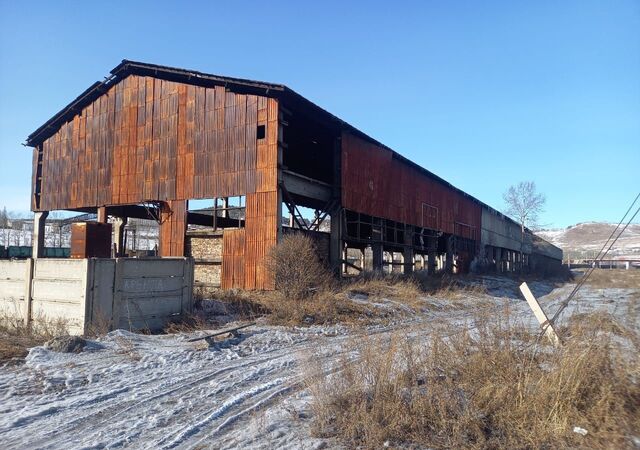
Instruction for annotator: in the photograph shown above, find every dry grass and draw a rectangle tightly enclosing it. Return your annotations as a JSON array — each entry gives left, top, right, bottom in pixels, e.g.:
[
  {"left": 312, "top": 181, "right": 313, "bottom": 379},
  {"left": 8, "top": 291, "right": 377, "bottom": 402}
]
[
  {"left": 260, "top": 237, "right": 502, "bottom": 325},
  {"left": 165, "top": 289, "right": 267, "bottom": 333},
  {"left": 581, "top": 269, "right": 640, "bottom": 289},
  {"left": 342, "top": 272, "right": 422, "bottom": 302},
  {"left": 309, "top": 309, "right": 640, "bottom": 449},
  {"left": 0, "top": 312, "right": 69, "bottom": 361}
]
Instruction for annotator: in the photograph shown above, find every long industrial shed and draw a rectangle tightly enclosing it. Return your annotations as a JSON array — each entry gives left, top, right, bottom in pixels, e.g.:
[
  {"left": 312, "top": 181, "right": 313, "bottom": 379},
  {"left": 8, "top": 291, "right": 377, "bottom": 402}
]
[{"left": 25, "top": 60, "right": 562, "bottom": 289}]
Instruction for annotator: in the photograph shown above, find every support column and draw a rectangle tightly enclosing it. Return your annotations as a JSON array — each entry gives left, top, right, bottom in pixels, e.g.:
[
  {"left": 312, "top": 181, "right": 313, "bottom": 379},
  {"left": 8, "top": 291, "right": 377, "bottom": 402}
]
[
  {"left": 495, "top": 247, "right": 503, "bottom": 272},
  {"left": 445, "top": 235, "right": 454, "bottom": 273},
  {"left": 372, "top": 243, "right": 383, "bottom": 271},
  {"left": 32, "top": 211, "right": 49, "bottom": 259},
  {"left": 221, "top": 197, "right": 229, "bottom": 218},
  {"left": 427, "top": 250, "right": 437, "bottom": 274},
  {"left": 113, "top": 217, "right": 128, "bottom": 257},
  {"left": 97, "top": 206, "right": 107, "bottom": 223},
  {"left": 403, "top": 225, "right": 413, "bottom": 274},
  {"left": 330, "top": 207, "right": 343, "bottom": 275}
]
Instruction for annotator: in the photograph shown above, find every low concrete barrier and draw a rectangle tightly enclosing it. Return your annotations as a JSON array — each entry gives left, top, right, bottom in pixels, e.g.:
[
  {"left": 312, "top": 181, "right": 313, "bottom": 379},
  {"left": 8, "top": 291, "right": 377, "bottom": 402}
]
[{"left": 0, "top": 258, "right": 194, "bottom": 335}]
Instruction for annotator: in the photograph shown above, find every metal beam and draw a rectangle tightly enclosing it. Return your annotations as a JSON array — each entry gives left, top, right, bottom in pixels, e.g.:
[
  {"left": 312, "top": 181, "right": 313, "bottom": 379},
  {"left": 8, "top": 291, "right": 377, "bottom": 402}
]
[{"left": 282, "top": 170, "right": 332, "bottom": 202}]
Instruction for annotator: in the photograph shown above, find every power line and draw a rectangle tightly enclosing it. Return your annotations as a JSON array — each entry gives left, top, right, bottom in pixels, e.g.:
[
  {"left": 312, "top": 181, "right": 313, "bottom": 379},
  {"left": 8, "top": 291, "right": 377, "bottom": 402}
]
[{"left": 549, "top": 192, "right": 640, "bottom": 325}]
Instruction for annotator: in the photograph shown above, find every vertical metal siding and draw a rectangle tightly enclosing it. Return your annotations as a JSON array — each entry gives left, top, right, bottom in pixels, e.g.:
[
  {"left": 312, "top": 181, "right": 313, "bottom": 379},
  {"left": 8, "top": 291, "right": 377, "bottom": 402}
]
[{"left": 341, "top": 132, "right": 481, "bottom": 238}]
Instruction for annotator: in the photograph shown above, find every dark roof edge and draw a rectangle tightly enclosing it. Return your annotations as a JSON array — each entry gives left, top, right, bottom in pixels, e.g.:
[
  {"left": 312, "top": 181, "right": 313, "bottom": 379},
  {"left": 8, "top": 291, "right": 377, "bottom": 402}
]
[
  {"left": 25, "top": 59, "right": 287, "bottom": 147},
  {"left": 26, "top": 80, "right": 108, "bottom": 147}
]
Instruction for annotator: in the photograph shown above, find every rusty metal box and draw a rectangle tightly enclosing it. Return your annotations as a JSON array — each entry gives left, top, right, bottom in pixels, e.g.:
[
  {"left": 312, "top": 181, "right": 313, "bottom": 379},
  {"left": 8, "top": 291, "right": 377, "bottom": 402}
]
[{"left": 70, "top": 222, "right": 112, "bottom": 258}]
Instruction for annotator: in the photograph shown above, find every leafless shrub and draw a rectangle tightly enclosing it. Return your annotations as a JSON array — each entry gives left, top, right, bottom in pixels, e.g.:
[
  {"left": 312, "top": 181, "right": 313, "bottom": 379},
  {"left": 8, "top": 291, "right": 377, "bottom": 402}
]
[
  {"left": 266, "top": 234, "right": 333, "bottom": 300},
  {"left": 309, "top": 309, "right": 640, "bottom": 449},
  {"left": 259, "top": 234, "right": 350, "bottom": 325},
  {"left": 0, "top": 311, "right": 69, "bottom": 361}
]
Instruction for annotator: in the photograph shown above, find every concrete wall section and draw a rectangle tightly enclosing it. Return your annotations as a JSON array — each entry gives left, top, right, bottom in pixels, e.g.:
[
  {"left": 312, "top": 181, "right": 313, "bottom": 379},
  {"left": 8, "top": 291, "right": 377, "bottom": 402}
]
[
  {"left": 0, "top": 259, "right": 30, "bottom": 323},
  {"left": 31, "top": 259, "right": 89, "bottom": 334},
  {"left": 532, "top": 235, "right": 563, "bottom": 261},
  {"left": 481, "top": 208, "right": 531, "bottom": 254},
  {"left": 0, "top": 258, "right": 194, "bottom": 335},
  {"left": 115, "top": 258, "right": 193, "bottom": 331}
]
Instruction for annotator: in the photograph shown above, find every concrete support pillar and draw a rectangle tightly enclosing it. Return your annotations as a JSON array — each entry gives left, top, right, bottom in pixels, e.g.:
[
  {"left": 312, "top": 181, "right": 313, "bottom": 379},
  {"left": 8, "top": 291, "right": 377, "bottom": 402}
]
[
  {"left": 221, "top": 197, "right": 229, "bottom": 218},
  {"left": 330, "top": 207, "right": 343, "bottom": 275},
  {"left": 97, "top": 206, "right": 107, "bottom": 223},
  {"left": 403, "top": 225, "right": 414, "bottom": 274},
  {"left": 359, "top": 249, "right": 365, "bottom": 271},
  {"left": 403, "top": 248, "right": 413, "bottom": 274},
  {"left": 445, "top": 236, "right": 454, "bottom": 273},
  {"left": 427, "top": 236, "right": 437, "bottom": 275},
  {"left": 113, "top": 217, "right": 128, "bottom": 257},
  {"left": 372, "top": 243, "right": 383, "bottom": 271},
  {"left": 495, "top": 247, "right": 503, "bottom": 272},
  {"left": 32, "top": 211, "right": 49, "bottom": 259}
]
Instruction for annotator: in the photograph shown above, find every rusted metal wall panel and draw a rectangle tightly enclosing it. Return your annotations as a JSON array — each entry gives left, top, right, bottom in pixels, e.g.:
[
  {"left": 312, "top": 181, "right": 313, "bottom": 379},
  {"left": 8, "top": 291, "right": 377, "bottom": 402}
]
[
  {"left": 36, "top": 75, "right": 274, "bottom": 211},
  {"left": 341, "top": 132, "right": 481, "bottom": 239},
  {"left": 70, "top": 222, "right": 112, "bottom": 258},
  {"left": 221, "top": 98, "right": 279, "bottom": 290},
  {"left": 221, "top": 228, "right": 246, "bottom": 289},
  {"left": 159, "top": 200, "right": 187, "bottom": 257},
  {"left": 36, "top": 75, "right": 279, "bottom": 288}
]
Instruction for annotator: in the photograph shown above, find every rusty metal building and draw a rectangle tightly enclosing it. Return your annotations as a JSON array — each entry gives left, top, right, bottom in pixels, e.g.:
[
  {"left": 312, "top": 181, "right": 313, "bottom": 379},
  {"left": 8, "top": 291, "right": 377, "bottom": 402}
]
[{"left": 26, "top": 60, "right": 561, "bottom": 289}]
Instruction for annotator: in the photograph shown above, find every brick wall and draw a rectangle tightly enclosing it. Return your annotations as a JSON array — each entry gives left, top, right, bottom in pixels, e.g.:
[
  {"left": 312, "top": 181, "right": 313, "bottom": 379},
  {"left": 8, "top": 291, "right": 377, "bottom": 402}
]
[{"left": 185, "top": 230, "right": 223, "bottom": 293}]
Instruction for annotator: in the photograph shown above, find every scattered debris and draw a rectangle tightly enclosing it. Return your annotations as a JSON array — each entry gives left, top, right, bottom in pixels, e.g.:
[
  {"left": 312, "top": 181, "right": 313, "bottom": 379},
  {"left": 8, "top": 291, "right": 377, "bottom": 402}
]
[
  {"left": 573, "top": 426, "right": 588, "bottom": 436},
  {"left": 44, "top": 336, "right": 87, "bottom": 353},
  {"left": 186, "top": 322, "right": 255, "bottom": 344}
]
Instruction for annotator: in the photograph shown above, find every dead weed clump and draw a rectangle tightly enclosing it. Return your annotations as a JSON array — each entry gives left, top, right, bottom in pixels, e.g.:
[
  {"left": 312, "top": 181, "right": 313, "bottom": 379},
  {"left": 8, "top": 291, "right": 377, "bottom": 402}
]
[
  {"left": 309, "top": 310, "right": 640, "bottom": 449},
  {"left": 261, "top": 234, "right": 373, "bottom": 325},
  {"left": 267, "top": 234, "right": 333, "bottom": 300},
  {"left": 342, "top": 271, "right": 423, "bottom": 306},
  {"left": 0, "top": 312, "right": 69, "bottom": 361},
  {"left": 165, "top": 289, "right": 267, "bottom": 333}
]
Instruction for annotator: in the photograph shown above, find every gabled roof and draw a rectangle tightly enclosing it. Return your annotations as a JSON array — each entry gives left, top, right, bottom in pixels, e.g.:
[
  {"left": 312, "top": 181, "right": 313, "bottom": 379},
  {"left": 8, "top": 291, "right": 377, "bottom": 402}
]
[
  {"left": 25, "top": 60, "right": 474, "bottom": 199},
  {"left": 25, "top": 60, "right": 471, "bottom": 200},
  {"left": 25, "top": 59, "right": 341, "bottom": 148},
  {"left": 25, "top": 60, "right": 552, "bottom": 240}
]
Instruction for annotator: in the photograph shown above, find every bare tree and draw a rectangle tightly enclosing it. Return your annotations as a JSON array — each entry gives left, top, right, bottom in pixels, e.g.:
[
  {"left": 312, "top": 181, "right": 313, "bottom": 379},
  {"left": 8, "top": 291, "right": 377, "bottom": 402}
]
[
  {"left": 503, "top": 181, "right": 546, "bottom": 271},
  {"left": 0, "top": 206, "right": 8, "bottom": 247}
]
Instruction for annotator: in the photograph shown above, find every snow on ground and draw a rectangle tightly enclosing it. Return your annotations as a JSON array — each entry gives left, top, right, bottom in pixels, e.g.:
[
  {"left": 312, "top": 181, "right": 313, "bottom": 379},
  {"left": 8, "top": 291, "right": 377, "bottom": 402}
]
[{"left": 0, "top": 276, "right": 637, "bottom": 449}]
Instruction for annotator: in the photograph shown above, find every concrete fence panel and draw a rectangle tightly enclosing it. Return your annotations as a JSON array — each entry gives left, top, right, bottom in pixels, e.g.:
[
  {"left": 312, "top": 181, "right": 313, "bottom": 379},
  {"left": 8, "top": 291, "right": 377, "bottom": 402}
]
[
  {"left": 115, "top": 258, "right": 194, "bottom": 331},
  {"left": 0, "top": 259, "right": 30, "bottom": 323},
  {"left": 0, "top": 257, "right": 194, "bottom": 335},
  {"left": 31, "top": 259, "right": 89, "bottom": 334}
]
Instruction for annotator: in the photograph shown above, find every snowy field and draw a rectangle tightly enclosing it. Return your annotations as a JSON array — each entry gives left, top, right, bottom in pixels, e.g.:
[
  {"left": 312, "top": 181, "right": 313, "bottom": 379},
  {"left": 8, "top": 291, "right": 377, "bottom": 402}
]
[{"left": 0, "top": 275, "right": 637, "bottom": 449}]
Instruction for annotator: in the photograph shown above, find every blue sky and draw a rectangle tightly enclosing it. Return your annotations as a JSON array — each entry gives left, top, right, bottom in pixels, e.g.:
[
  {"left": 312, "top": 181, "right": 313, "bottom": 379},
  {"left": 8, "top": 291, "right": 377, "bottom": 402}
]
[{"left": 1, "top": 0, "right": 638, "bottom": 228}]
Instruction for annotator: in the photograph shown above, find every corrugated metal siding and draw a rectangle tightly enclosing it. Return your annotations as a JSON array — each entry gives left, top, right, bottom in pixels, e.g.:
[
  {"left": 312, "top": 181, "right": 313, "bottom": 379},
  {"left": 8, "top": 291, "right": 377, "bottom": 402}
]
[
  {"left": 36, "top": 75, "right": 271, "bottom": 211},
  {"left": 221, "top": 228, "right": 245, "bottom": 289},
  {"left": 341, "top": 132, "right": 481, "bottom": 239},
  {"left": 159, "top": 200, "right": 187, "bottom": 257},
  {"left": 36, "top": 76, "right": 279, "bottom": 289}
]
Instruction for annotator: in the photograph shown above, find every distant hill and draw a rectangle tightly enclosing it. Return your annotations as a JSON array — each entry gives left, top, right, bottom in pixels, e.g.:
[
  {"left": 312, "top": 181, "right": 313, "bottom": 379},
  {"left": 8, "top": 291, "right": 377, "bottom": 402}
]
[{"left": 536, "top": 222, "right": 640, "bottom": 260}]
